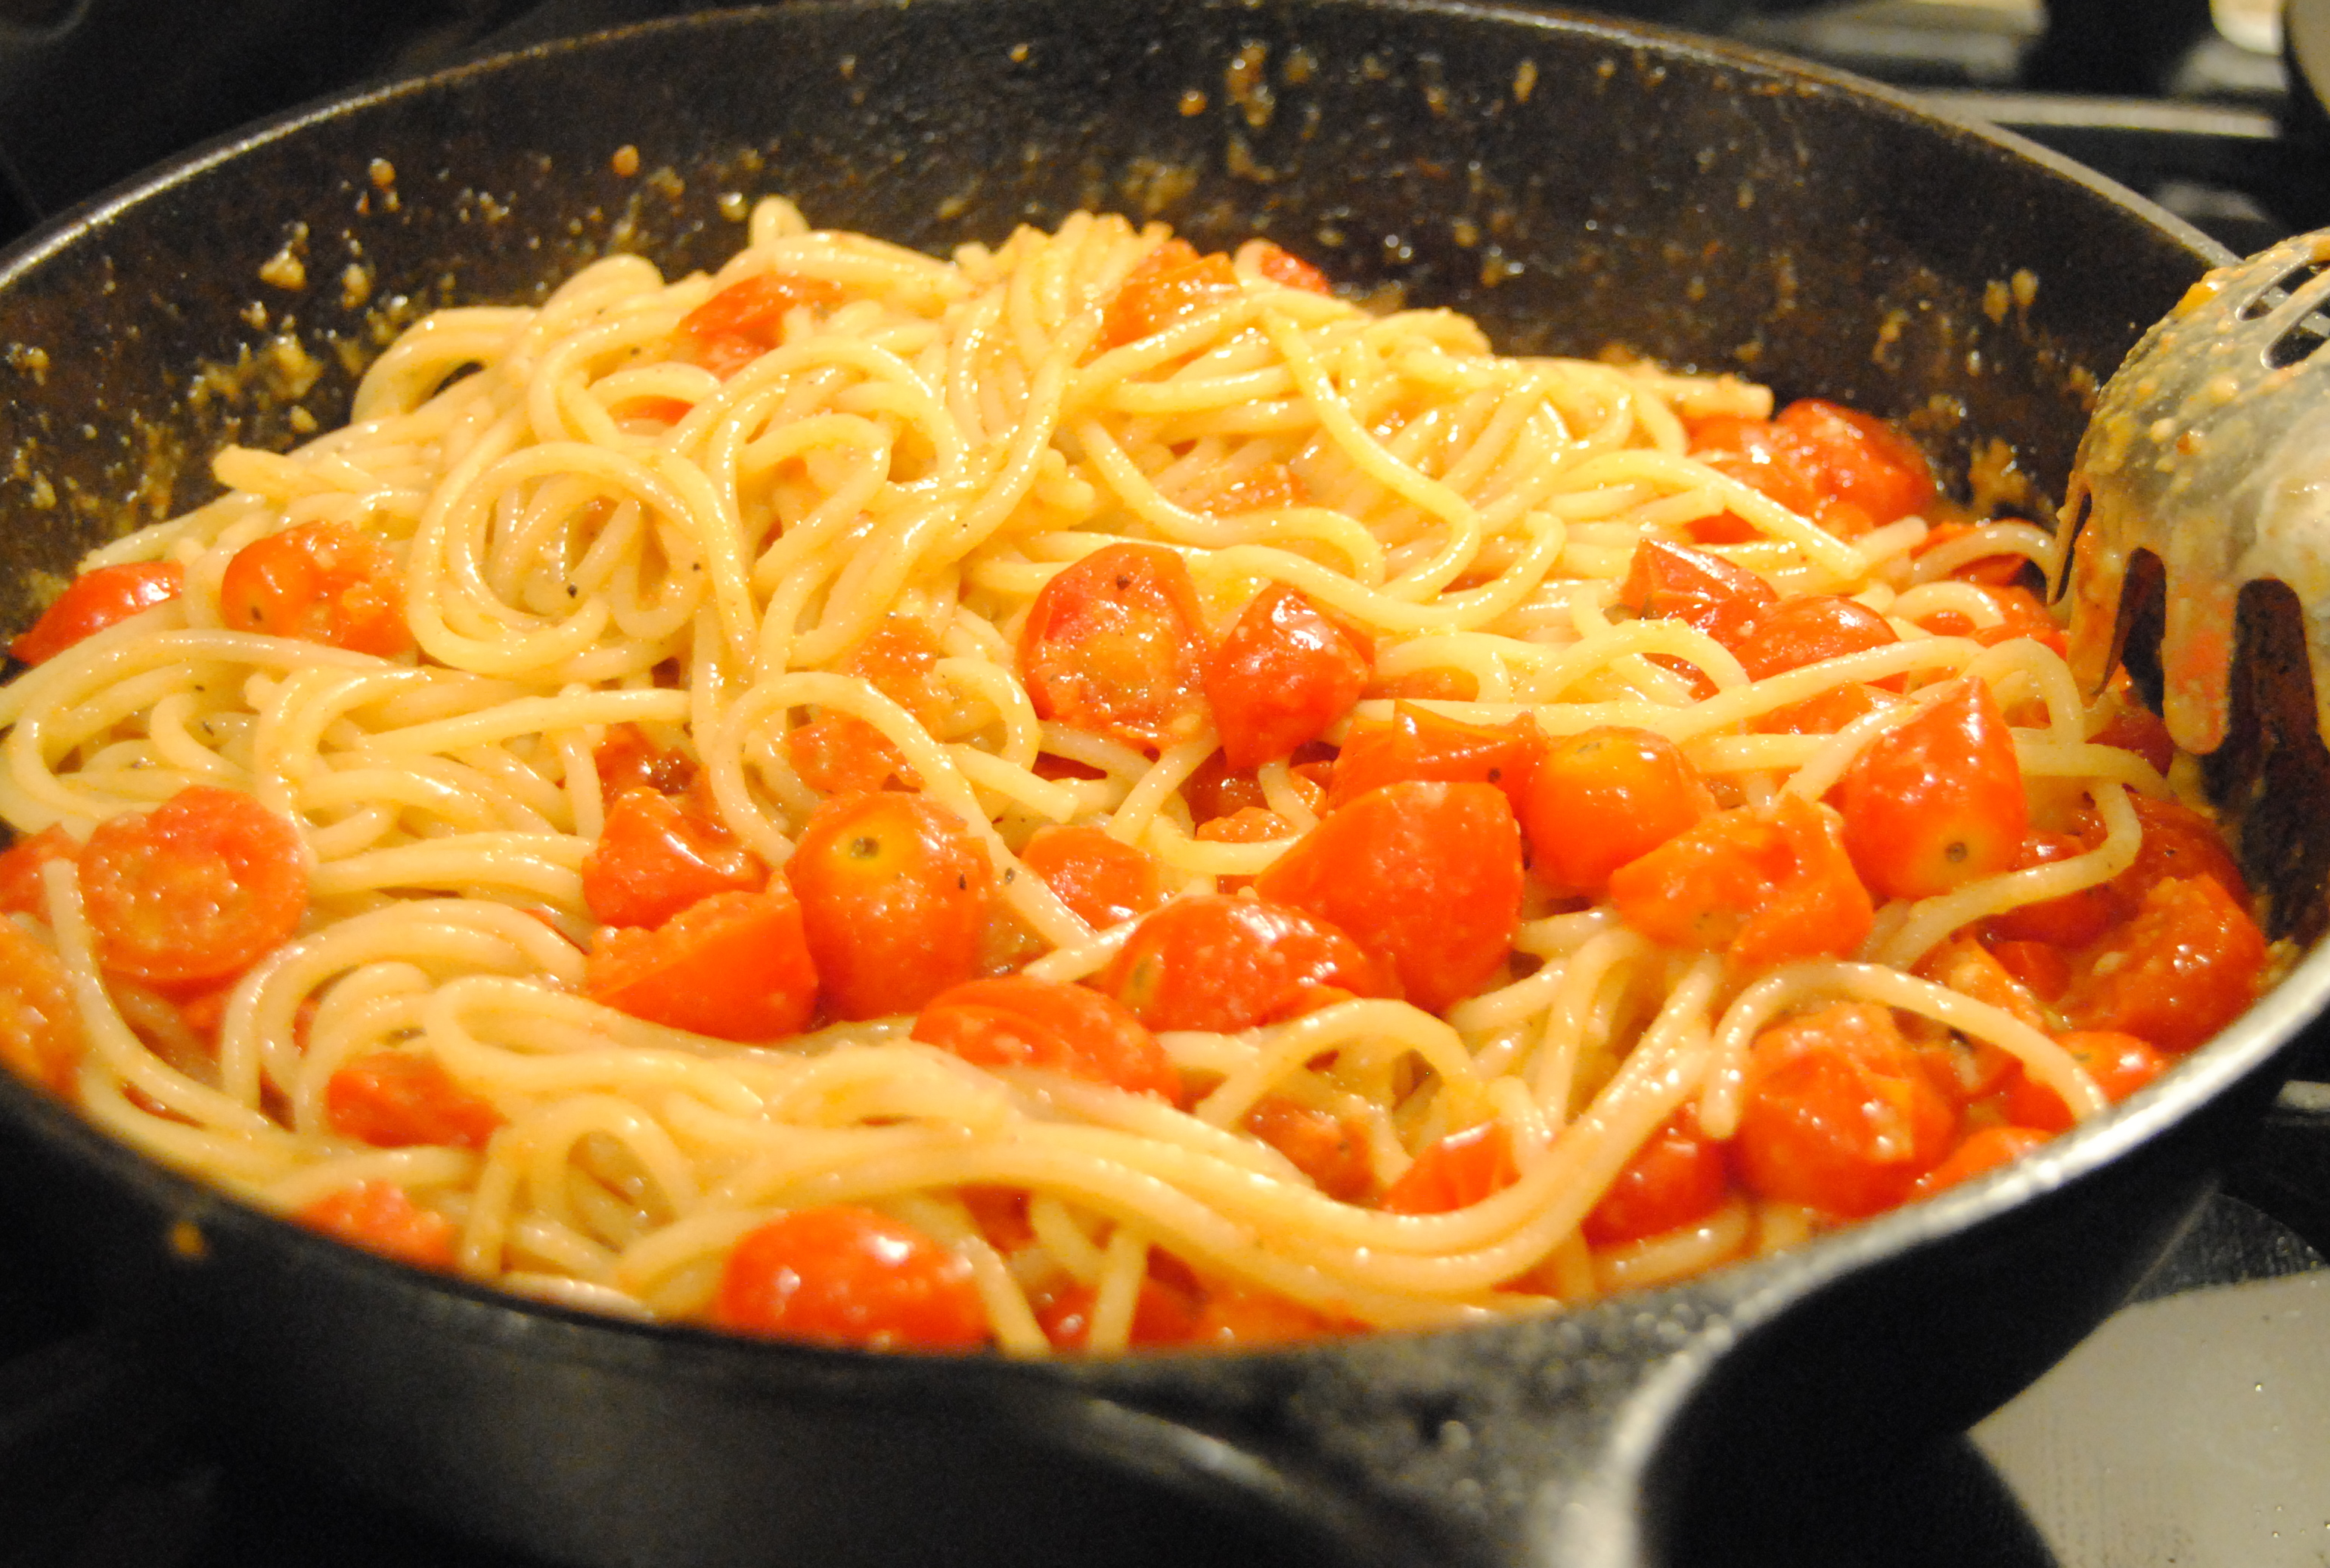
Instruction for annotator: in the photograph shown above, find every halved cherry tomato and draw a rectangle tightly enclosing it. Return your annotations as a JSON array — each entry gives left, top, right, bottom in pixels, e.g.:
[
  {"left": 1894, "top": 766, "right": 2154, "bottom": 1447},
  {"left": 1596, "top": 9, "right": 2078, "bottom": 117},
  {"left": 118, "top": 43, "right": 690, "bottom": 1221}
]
[
  {"left": 1250, "top": 241, "right": 1333, "bottom": 294},
  {"left": 1581, "top": 1108, "right": 1730, "bottom": 1245},
  {"left": 8, "top": 560, "right": 183, "bottom": 665},
  {"left": 1017, "top": 824, "right": 1164, "bottom": 929},
  {"left": 2001, "top": 1030, "right": 2170, "bottom": 1133},
  {"left": 0, "top": 824, "right": 78, "bottom": 918},
  {"left": 1774, "top": 398, "right": 1937, "bottom": 527},
  {"left": 1205, "top": 584, "right": 1371, "bottom": 771},
  {"left": 2063, "top": 875, "right": 2264, "bottom": 1052},
  {"left": 585, "top": 887, "right": 819, "bottom": 1041},
  {"left": 1983, "top": 830, "right": 2118, "bottom": 948},
  {"left": 1187, "top": 1281, "right": 1359, "bottom": 1345},
  {"left": 714, "top": 1205, "right": 987, "bottom": 1350},
  {"left": 1380, "top": 1120, "right": 1518, "bottom": 1214},
  {"left": 1752, "top": 680, "right": 1903, "bottom": 737},
  {"left": 1522, "top": 727, "right": 1715, "bottom": 897},
  {"left": 0, "top": 918, "right": 81, "bottom": 1096},
  {"left": 2108, "top": 792, "right": 2248, "bottom": 914},
  {"left": 1908, "top": 1125, "right": 2052, "bottom": 1200},
  {"left": 1730, "top": 594, "right": 1900, "bottom": 685},
  {"left": 218, "top": 522, "right": 414, "bottom": 656},
  {"left": 1326, "top": 703, "right": 1543, "bottom": 815},
  {"left": 325, "top": 1049, "right": 504, "bottom": 1151},
  {"left": 594, "top": 722, "right": 696, "bottom": 797},
  {"left": 786, "top": 713, "right": 920, "bottom": 795},
  {"left": 295, "top": 1182, "right": 458, "bottom": 1270},
  {"left": 1618, "top": 538, "right": 1776, "bottom": 650},
  {"left": 1835, "top": 681, "right": 2026, "bottom": 902},
  {"left": 784, "top": 792, "right": 992, "bottom": 1020},
  {"left": 842, "top": 615, "right": 951, "bottom": 727},
  {"left": 1253, "top": 780, "right": 1525, "bottom": 1013},
  {"left": 1734, "top": 1002, "right": 1959, "bottom": 1217},
  {"left": 911, "top": 975, "right": 1177, "bottom": 1099},
  {"left": 1019, "top": 544, "right": 1212, "bottom": 751},
  {"left": 1910, "top": 519, "right": 2028, "bottom": 587},
  {"left": 676, "top": 271, "right": 845, "bottom": 378},
  {"left": 1198, "top": 462, "right": 1308, "bottom": 516},
  {"left": 582, "top": 789, "right": 765, "bottom": 929},
  {"left": 1688, "top": 415, "right": 1822, "bottom": 531},
  {"left": 1914, "top": 583, "right": 2066, "bottom": 655},
  {"left": 1095, "top": 894, "right": 1396, "bottom": 1033},
  {"left": 79, "top": 786, "right": 308, "bottom": 985},
  {"left": 1607, "top": 795, "right": 1873, "bottom": 971},
  {"left": 1038, "top": 1278, "right": 1200, "bottom": 1351},
  {"left": 1246, "top": 1095, "right": 1376, "bottom": 1202},
  {"left": 1987, "top": 937, "right": 2072, "bottom": 1003},
  {"left": 1102, "top": 239, "right": 1240, "bottom": 349},
  {"left": 2091, "top": 673, "right": 2173, "bottom": 775}
]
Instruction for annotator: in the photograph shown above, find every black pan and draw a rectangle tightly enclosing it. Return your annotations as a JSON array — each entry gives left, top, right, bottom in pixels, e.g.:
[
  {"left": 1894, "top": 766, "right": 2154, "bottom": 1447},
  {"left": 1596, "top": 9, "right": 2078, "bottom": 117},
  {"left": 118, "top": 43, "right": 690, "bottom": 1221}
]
[{"left": 0, "top": 5, "right": 2322, "bottom": 1566}]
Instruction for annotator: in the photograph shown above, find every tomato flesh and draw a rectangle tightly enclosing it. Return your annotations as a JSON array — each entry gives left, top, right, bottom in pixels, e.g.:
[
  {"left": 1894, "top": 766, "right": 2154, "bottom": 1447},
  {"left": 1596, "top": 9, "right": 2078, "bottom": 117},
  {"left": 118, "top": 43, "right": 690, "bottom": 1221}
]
[
  {"left": 1607, "top": 795, "right": 1873, "bottom": 970},
  {"left": 715, "top": 1205, "right": 987, "bottom": 1350},
  {"left": 1246, "top": 1095, "right": 1376, "bottom": 1201},
  {"left": 1773, "top": 398, "right": 1936, "bottom": 527},
  {"left": 1909, "top": 1125, "right": 2052, "bottom": 1200},
  {"left": 677, "top": 271, "right": 845, "bottom": 377},
  {"left": 1581, "top": 1108, "right": 1730, "bottom": 1245},
  {"left": 1618, "top": 538, "right": 1776, "bottom": 650},
  {"left": 326, "top": 1049, "right": 504, "bottom": 1151},
  {"left": 2063, "top": 875, "right": 2264, "bottom": 1052},
  {"left": 1835, "top": 680, "right": 2027, "bottom": 902},
  {"left": 1734, "top": 1002, "right": 1959, "bottom": 1217},
  {"left": 1730, "top": 594, "right": 1900, "bottom": 685},
  {"left": 1102, "top": 240, "right": 1241, "bottom": 349},
  {"left": 785, "top": 792, "right": 992, "bottom": 1020},
  {"left": 1096, "top": 893, "right": 1396, "bottom": 1033},
  {"left": 911, "top": 975, "right": 1177, "bottom": 1098},
  {"left": 1205, "top": 584, "right": 1370, "bottom": 772},
  {"left": 1379, "top": 1120, "right": 1518, "bottom": 1214},
  {"left": 2001, "top": 1030, "right": 2170, "bottom": 1133},
  {"left": 1017, "top": 824, "right": 1164, "bottom": 930},
  {"left": 219, "top": 522, "right": 414, "bottom": 656},
  {"left": 296, "top": 1181, "right": 458, "bottom": 1271},
  {"left": 79, "top": 786, "right": 309, "bottom": 985},
  {"left": 1522, "top": 727, "right": 1714, "bottom": 897},
  {"left": 586, "top": 887, "right": 819, "bottom": 1041},
  {"left": 1326, "top": 704, "right": 1543, "bottom": 816},
  {"left": 1019, "top": 544, "right": 1212, "bottom": 751},
  {"left": 0, "top": 917, "right": 81, "bottom": 1096},
  {"left": 9, "top": 560, "right": 183, "bottom": 665},
  {"left": 583, "top": 788, "right": 765, "bottom": 929}
]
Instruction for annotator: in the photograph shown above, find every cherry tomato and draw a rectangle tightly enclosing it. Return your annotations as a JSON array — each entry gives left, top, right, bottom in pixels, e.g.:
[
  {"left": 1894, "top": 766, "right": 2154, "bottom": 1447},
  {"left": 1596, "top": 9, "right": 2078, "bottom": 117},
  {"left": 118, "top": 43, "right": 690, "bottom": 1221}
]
[
  {"left": 325, "top": 1049, "right": 504, "bottom": 1151},
  {"left": 1773, "top": 398, "right": 1937, "bottom": 527},
  {"left": 582, "top": 789, "right": 765, "bottom": 929},
  {"left": 1908, "top": 1125, "right": 2052, "bottom": 1201},
  {"left": 786, "top": 713, "right": 920, "bottom": 795},
  {"left": 2063, "top": 875, "right": 2264, "bottom": 1052},
  {"left": 1987, "top": 937, "right": 2072, "bottom": 1003},
  {"left": 1193, "top": 805, "right": 1295, "bottom": 844},
  {"left": 593, "top": 722, "right": 696, "bottom": 797},
  {"left": 1095, "top": 894, "right": 1396, "bottom": 1033},
  {"left": 1250, "top": 241, "right": 1333, "bottom": 293},
  {"left": 1581, "top": 1107, "right": 1730, "bottom": 1246},
  {"left": 1017, "top": 824, "right": 1164, "bottom": 929},
  {"left": 1199, "top": 462, "right": 1309, "bottom": 516},
  {"left": 1018, "top": 544, "right": 1212, "bottom": 751},
  {"left": 585, "top": 887, "right": 819, "bottom": 1041},
  {"left": 1607, "top": 795, "right": 1873, "bottom": 971},
  {"left": 1752, "top": 680, "right": 1902, "bottom": 738},
  {"left": 1688, "top": 414, "right": 1822, "bottom": 522},
  {"left": 1246, "top": 1095, "right": 1376, "bottom": 1202},
  {"left": 785, "top": 792, "right": 992, "bottom": 1020},
  {"left": 842, "top": 615, "right": 951, "bottom": 727},
  {"left": 1983, "top": 830, "right": 2118, "bottom": 947},
  {"left": 2108, "top": 792, "right": 2248, "bottom": 914},
  {"left": 295, "top": 1181, "right": 458, "bottom": 1271},
  {"left": 0, "top": 823, "right": 78, "bottom": 918},
  {"left": 676, "top": 271, "right": 845, "bottom": 377},
  {"left": 0, "top": 917, "right": 81, "bottom": 1096},
  {"left": 1910, "top": 519, "right": 2027, "bottom": 587},
  {"left": 1618, "top": 538, "right": 1776, "bottom": 650},
  {"left": 1367, "top": 667, "right": 1480, "bottom": 702},
  {"left": 1835, "top": 681, "right": 2026, "bottom": 902},
  {"left": 714, "top": 1205, "right": 987, "bottom": 1350},
  {"left": 8, "top": 560, "right": 183, "bottom": 665},
  {"left": 1915, "top": 932, "right": 2044, "bottom": 1031},
  {"left": 1101, "top": 239, "right": 1240, "bottom": 349},
  {"left": 219, "top": 522, "right": 414, "bottom": 656},
  {"left": 1205, "top": 584, "right": 1371, "bottom": 771},
  {"left": 911, "top": 975, "right": 1177, "bottom": 1098},
  {"left": 79, "top": 786, "right": 308, "bottom": 985},
  {"left": 1927, "top": 584, "right": 2066, "bottom": 655},
  {"left": 1733, "top": 1002, "right": 1959, "bottom": 1217},
  {"left": 1326, "top": 703, "right": 1544, "bottom": 816},
  {"left": 2001, "top": 1030, "right": 2170, "bottom": 1133},
  {"left": 1253, "top": 780, "right": 1525, "bottom": 1013},
  {"left": 1379, "top": 1120, "right": 1518, "bottom": 1214},
  {"left": 1730, "top": 594, "right": 1900, "bottom": 685},
  {"left": 2091, "top": 672, "right": 2173, "bottom": 774},
  {"left": 1186, "top": 1281, "right": 1358, "bottom": 1346},
  {"left": 1522, "top": 727, "right": 1715, "bottom": 897},
  {"left": 1038, "top": 1278, "right": 1200, "bottom": 1351}
]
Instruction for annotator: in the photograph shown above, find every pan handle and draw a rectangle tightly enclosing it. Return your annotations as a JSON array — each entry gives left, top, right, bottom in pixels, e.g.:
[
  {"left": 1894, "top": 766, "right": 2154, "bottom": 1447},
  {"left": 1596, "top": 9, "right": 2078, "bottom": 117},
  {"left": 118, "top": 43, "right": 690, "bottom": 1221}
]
[{"left": 2220, "top": 1078, "right": 2330, "bottom": 1262}]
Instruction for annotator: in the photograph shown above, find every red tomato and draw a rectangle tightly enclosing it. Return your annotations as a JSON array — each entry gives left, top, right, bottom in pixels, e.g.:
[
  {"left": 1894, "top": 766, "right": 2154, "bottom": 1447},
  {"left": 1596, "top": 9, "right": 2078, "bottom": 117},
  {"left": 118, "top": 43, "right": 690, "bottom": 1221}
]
[
  {"left": 0, "top": 823, "right": 78, "bottom": 918},
  {"left": 1367, "top": 667, "right": 1480, "bottom": 703},
  {"left": 1017, "top": 824, "right": 1164, "bottom": 929},
  {"left": 79, "top": 786, "right": 307, "bottom": 985},
  {"left": 594, "top": 722, "right": 696, "bottom": 796},
  {"left": 582, "top": 789, "right": 765, "bottom": 929},
  {"left": 1734, "top": 1002, "right": 1959, "bottom": 1217},
  {"left": 1618, "top": 538, "right": 1776, "bottom": 650},
  {"left": 1038, "top": 1278, "right": 1200, "bottom": 1350},
  {"left": 1251, "top": 241, "right": 1333, "bottom": 293},
  {"left": 295, "top": 1182, "right": 458, "bottom": 1271},
  {"left": 1835, "top": 681, "right": 2026, "bottom": 902},
  {"left": 1522, "top": 727, "right": 1715, "bottom": 897},
  {"left": 784, "top": 792, "right": 992, "bottom": 1020},
  {"left": 325, "top": 1050, "right": 504, "bottom": 1151},
  {"left": 1983, "top": 831, "right": 2118, "bottom": 948},
  {"left": 1095, "top": 894, "right": 1396, "bottom": 1033},
  {"left": 1102, "top": 240, "right": 1240, "bottom": 348},
  {"left": 1326, "top": 703, "right": 1544, "bottom": 815},
  {"left": 714, "top": 1205, "right": 986, "bottom": 1350},
  {"left": 2091, "top": 673, "right": 2173, "bottom": 774},
  {"left": 1252, "top": 781, "right": 1525, "bottom": 1013},
  {"left": 1199, "top": 462, "right": 1309, "bottom": 516},
  {"left": 1581, "top": 1108, "right": 1731, "bottom": 1245},
  {"left": 1752, "top": 680, "right": 1902, "bottom": 738},
  {"left": 1915, "top": 932, "right": 2044, "bottom": 1031},
  {"left": 1730, "top": 594, "right": 1900, "bottom": 686},
  {"left": 676, "top": 271, "right": 845, "bottom": 377},
  {"left": 1205, "top": 584, "right": 1370, "bottom": 771},
  {"left": 1987, "top": 937, "right": 2071, "bottom": 1003},
  {"left": 1018, "top": 544, "right": 1212, "bottom": 751},
  {"left": 1379, "top": 1120, "right": 1518, "bottom": 1214},
  {"left": 0, "top": 917, "right": 82, "bottom": 1096},
  {"left": 786, "top": 714, "right": 919, "bottom": 796},
  {"left": 585, "top": 888, "right": 819, "bottom": 1041},
  {"left": 1688, "top": 415, "right": 1822, "bottom": 516},
  {"left": 1245, "top": 1095, "right": 1376, "bottom": 1202},
  {"left": 218, "top": 522, "right": 413, "bottom": 656},
  {"left": 1186, "top": 1281, "right": 1359, "bottom": 1346},
  {"left": 911, "top": 975, "right": 1177, "bottom": 1098},
  {"left": 2108, "top": 793, "right": 2248, "bottom": 914},
  {"left": 842, "top": 615, "right": 951, "bottom": 727},
  {"left": 2001, "top": 1030, "right": 2170, "bottom": 1133},
  {"left": 1773, "top": 398, "right": 1936, "bottom": 527},
  {"left": 2063, "top": 875, "right": 2264, "bottom": 1052},
  {"left": 8, "top": 560, "right": 183, "bottom": 665},
  {"left": 1909, "top": 1125, "right": 2052, "bottom": 1201},
  {"left": 1607, "top": 795, "right": 1873, "bottom": 971}
]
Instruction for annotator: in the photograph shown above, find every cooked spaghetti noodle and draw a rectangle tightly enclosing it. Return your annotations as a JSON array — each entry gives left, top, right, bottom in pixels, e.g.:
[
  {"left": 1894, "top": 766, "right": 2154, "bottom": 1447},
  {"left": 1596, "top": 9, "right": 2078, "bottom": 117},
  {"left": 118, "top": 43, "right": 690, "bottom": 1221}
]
[{"left": 0, "top": 200, "right": 2270, "bottom": 1353}]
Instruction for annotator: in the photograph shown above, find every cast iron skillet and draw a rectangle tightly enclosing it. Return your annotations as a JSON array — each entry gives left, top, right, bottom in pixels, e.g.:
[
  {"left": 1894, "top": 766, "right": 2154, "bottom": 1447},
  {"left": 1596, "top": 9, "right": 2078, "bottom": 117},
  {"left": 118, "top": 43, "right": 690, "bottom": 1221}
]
[{"left": 0, "top": 4, "right": 2323, "bottom": 1566}]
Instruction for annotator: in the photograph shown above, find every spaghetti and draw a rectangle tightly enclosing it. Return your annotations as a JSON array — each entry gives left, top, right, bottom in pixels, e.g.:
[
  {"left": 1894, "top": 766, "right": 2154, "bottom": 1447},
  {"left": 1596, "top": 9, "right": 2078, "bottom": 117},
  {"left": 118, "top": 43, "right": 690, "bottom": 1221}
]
[{"left": 0, "top": 201, "right": 2272, "bottom": 1353}]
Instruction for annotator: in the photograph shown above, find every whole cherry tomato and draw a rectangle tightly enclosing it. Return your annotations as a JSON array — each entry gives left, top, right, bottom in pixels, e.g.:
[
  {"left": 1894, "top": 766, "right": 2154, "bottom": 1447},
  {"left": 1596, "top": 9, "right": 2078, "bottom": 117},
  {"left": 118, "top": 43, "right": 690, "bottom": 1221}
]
[
  {"left": 785, "top": 792, "right": 992, "bottom": 1020},
  {"left": 1018, "top": 544, "right": 1212, "bottom": 751},
  {"left": 715, "top": 1205, "right": 987, "bottom": 1350},
  {"left": 1835, "top": 680, "right": 2027, "bottom": 902},
  {"left": 8, "top": 559, "right": 183, "bottom": 665},
  {"left": 1095, "top": 894, "right": 1396, "bottom": 1033},
  {"left": 911, "top": 975, "right": 1177, "bottom": 1099},
  {"left": 79, "top": 786, "right": 309, "bottom": 985},
  {"left": 1773, "top": 398, "right": 1937, "bottom": 527},
  {"left": 1205, "top": 584, "right": 1371, "bottom": 771},
  {"left": 219, "top": 522, "right": 414, "bottom": 656},
  {"left": 1522, "top": 727, "right": 1715, "bottom": 897},
  {"left": 1733, "top": 1002, "right": 1959, "bottom": 1217}
]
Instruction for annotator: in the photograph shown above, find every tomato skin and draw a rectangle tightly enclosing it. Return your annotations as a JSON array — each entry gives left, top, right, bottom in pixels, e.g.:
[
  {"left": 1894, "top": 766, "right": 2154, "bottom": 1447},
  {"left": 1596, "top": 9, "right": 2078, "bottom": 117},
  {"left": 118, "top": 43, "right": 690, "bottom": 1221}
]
[
  {"left": 1607, "top": 795, "right": 1873, "bottom": 971},
  {"left": 0, "top": 824, "right": 78, "bottom": 918},
  {"left": 218, "top": 522, "right": 414, "bottom": 656},
  {"left": 1688, "top": 415, "right": 1822, "bottom": 531},
  {"left": 1380, "top": 1120, "right": 1518, "bottom": 1214},
  {"left": 585, "top": 888, "right": 819, "bottom": 1041},
  {"left": 1984, "top": 831, "right": 2118, "bottom": 948},
  {"left": 1205, "top": 584, "right": 1371, "bottom": 771},
  {"left": 785, "top": 792, "right": 993, "bottom": 1021},
  {"left": 1618, "top": 538, "right": 1776, "bottom": 650},
  {"left": 1915, "top": 584, "right": 2066, "bottom": 656},
  {"left": 842, "top": 616, "right": 951, "bottom": 727},
  {"left": 295, "top": 1182, "right": 458, "bottom": 1271},
  {"left": 582, "top": 788, "right": 765, "bottom": 929},
  {"left": 911, "top": 975, "right": 1177, "bottom": 1098},
  {"left": 325, "top": 1049, "right": 504, "bottom": 1151},
  {"left": 1095, "top": 894, "right": 1396, "bottom": 1033},
  {"left": 9, "top": 560, "right": 183, "bottom": 665},
  {"left": 79, "top": 786, "right": 308, "bottom": 986},
  {"left": 1522, "top": 727, "right": 1715, "bottom": 897},
  {"left": 677, "top": 271, "right": 845, "bottom": 377},
  {"left": 1987, "top": 937, "right": 2072, "bottom": 1003},
  {"left": 2109, "top": 793, "right": 2248, "bottom": 913},
  {"left": 1734, "top": 1002, "right": 1959, "bottom": 1218},
  {"left": 1753, "top": 680, "right": 1902, "bottom": 738},
  {"left": 1252, "top": 781, "right": 1525, "bottom": 1014},
  {"left": 1017, "top": 824, "right": 1164, "bottom": 929},
  {"left": 1019, "top": 544, "right": 1212, "bottom": 752},
  {"left": 1730, "top": 594, "right": 1900, "bottom": 686},
  {"left": 786, "top": 713, "right": 920, "bottom": 796},
  {"left": 1581, "top": 1108, "right": 1731, "bottom": 1246},
  {"left": 2063, "top": 875, "right": 2264, "bottom": 1052},
  {"left": 0, "top": 917, "right": 82, "bottom": 1096},
  {"left": 1773, "top": 398, "right": 1936, "bottom": 527},
  {"left": 1326, "top": 703, "right": 1544, "bottom": 816},
  {"left": 1102, "top": 240, "right": 1241, "bottom": 349},
  {"left": 1835, "top": 681, "right": 2027, "bottom": 902},
  {"left": 1250, "top": 241, "right": 1333, "bottom": 294},
  {"left": 2002, "top": 1030, "right": 2169, "bottom": 1133},
  {"left": 1246, "top": 1095, "right": 1376, "bottom": 1202},
  {"left": 715, "top": 1205, "right": 987, "bottom": 1350},
  {"left": 1909, "top": 1125, "right": 2052, "bottom": 1200},
  {"left": 1038, "top": 1278, "right": 1200, "bottom": 1350},
  {"left": 1187, "top": 1281, "right": 1357, "bottom": 1346}
]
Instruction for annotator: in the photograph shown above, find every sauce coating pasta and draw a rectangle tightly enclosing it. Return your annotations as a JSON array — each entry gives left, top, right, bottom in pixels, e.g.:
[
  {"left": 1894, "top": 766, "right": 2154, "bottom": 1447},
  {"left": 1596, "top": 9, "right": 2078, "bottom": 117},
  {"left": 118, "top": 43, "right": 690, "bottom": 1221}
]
[{"left": 0, "top": 201, "right": 2269, "bottom": 1353}]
